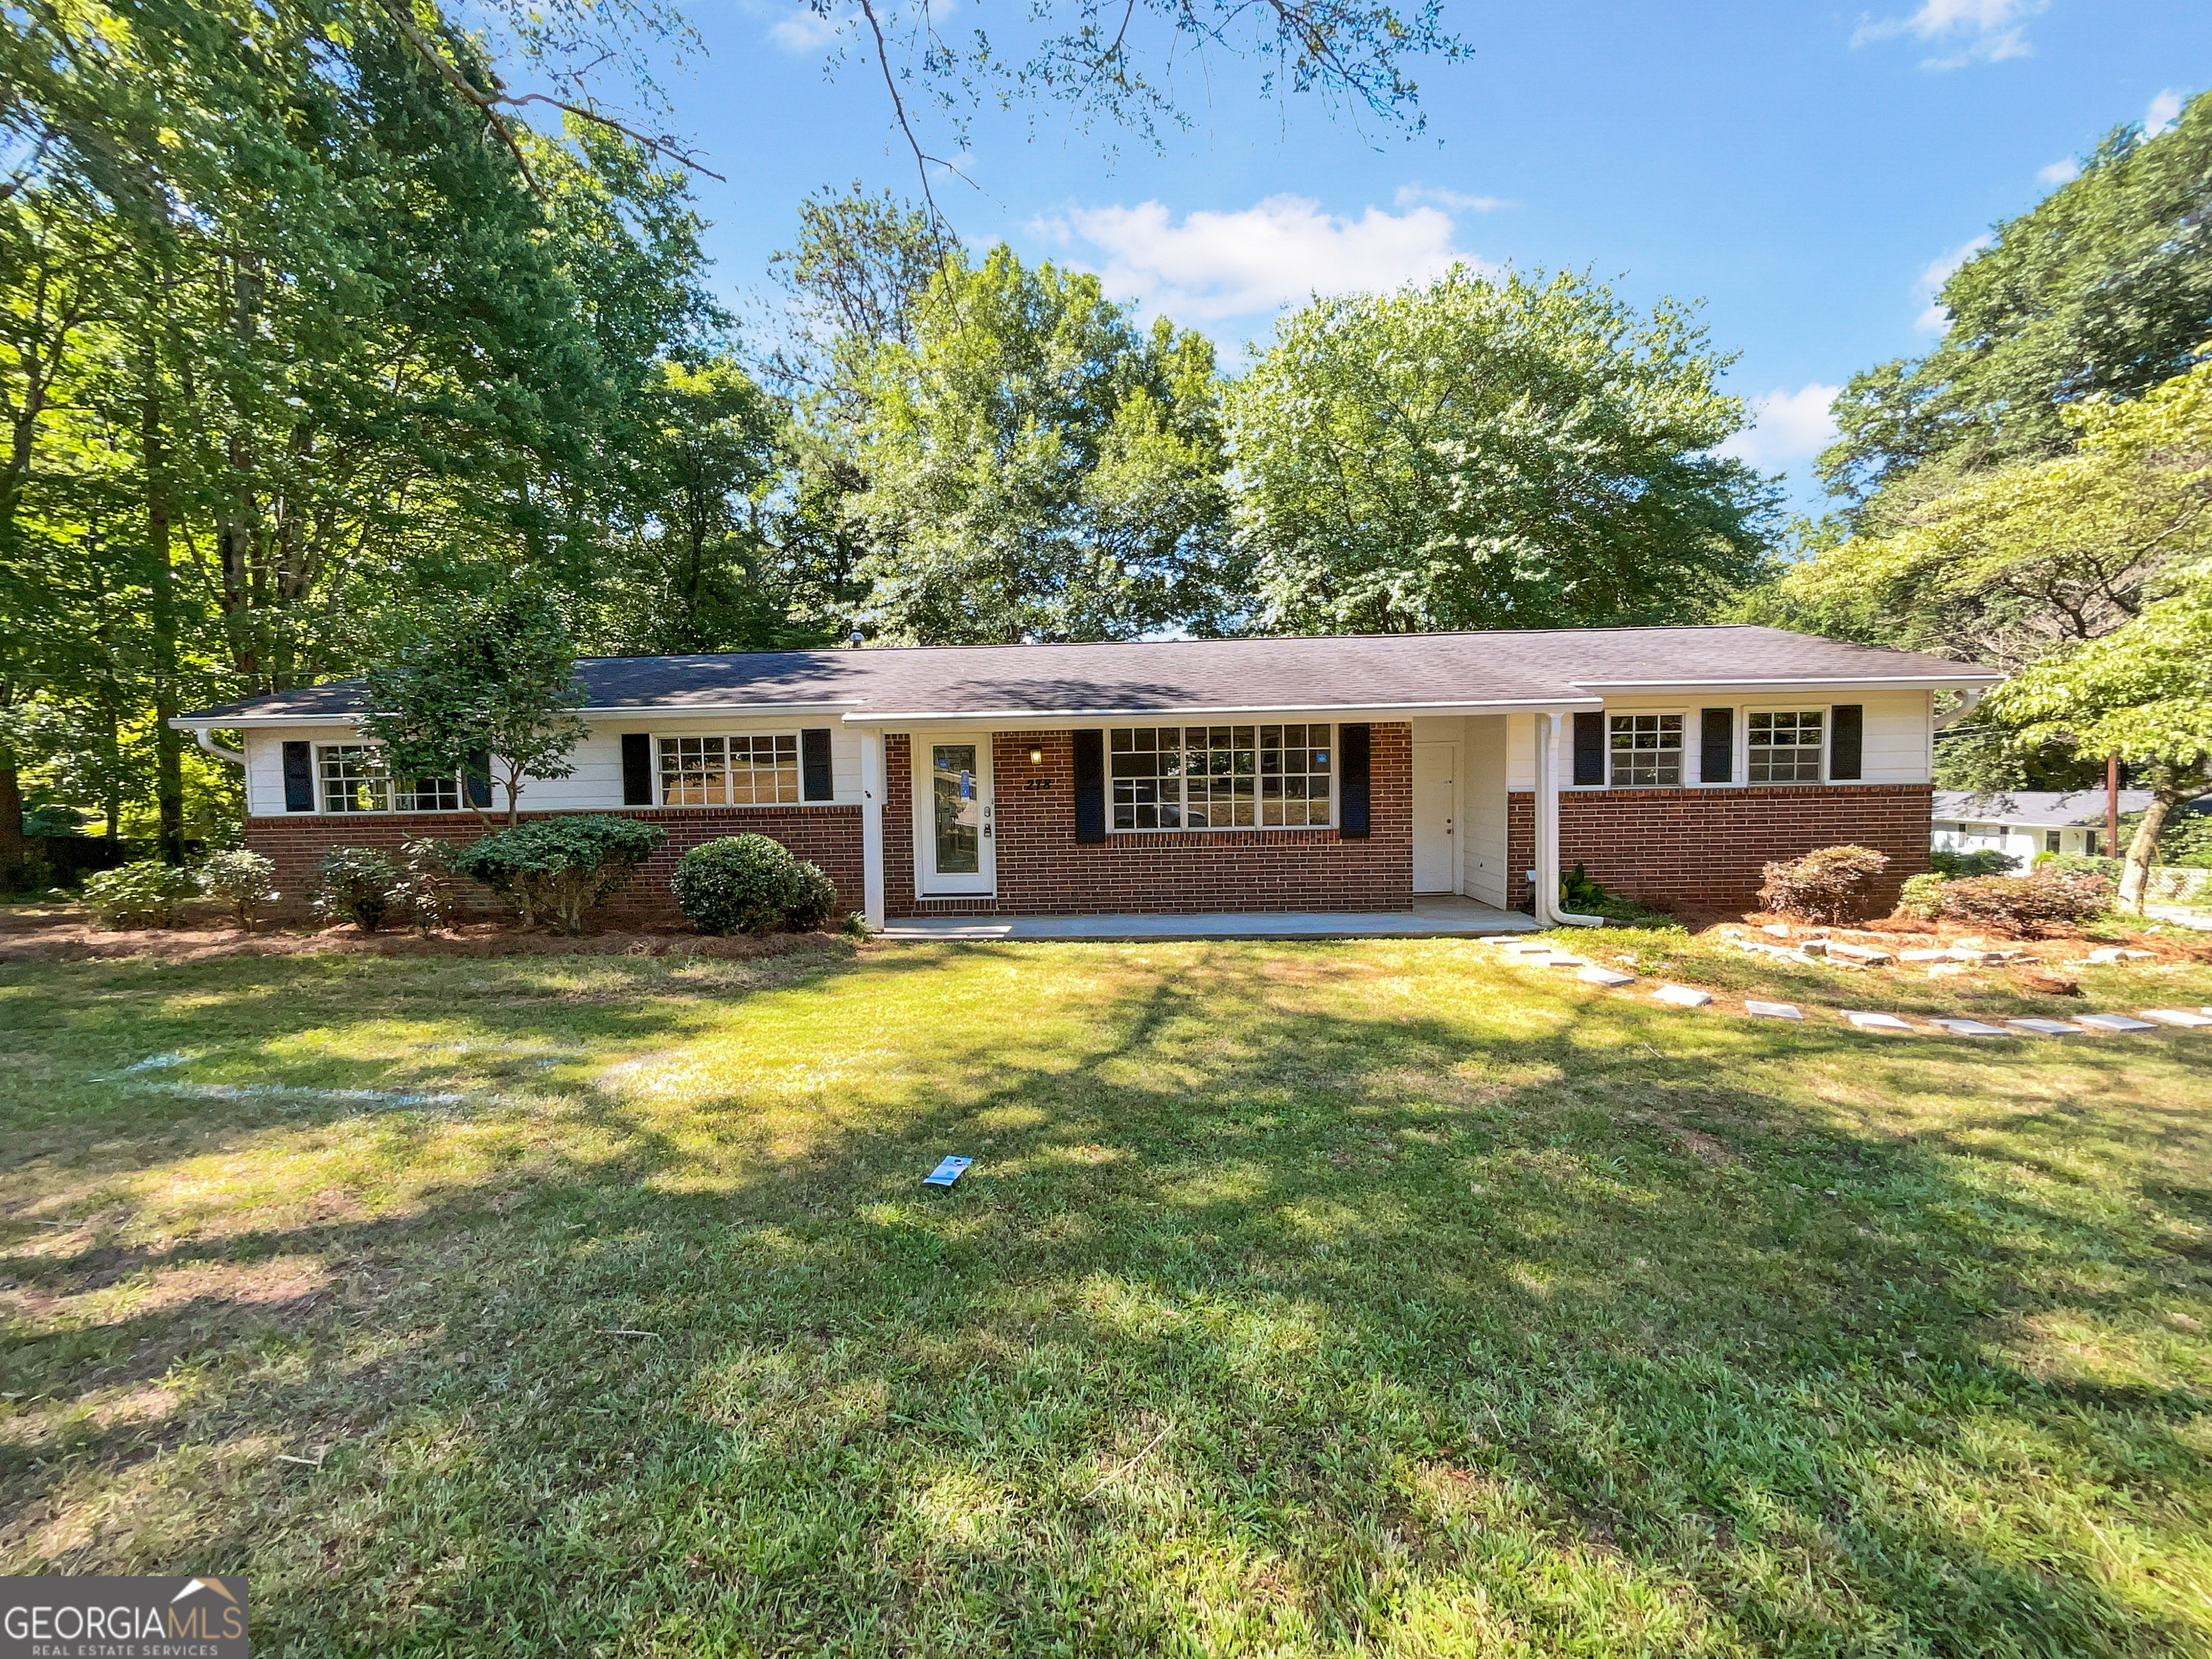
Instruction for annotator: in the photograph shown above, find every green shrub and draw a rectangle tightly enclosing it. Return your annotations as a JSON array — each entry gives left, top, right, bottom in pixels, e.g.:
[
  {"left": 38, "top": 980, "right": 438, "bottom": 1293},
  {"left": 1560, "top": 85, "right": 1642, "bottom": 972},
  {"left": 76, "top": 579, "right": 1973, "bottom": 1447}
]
[
  {"left": 453, "top": 814, "right": 666, "bottom": 934},
  {"left": 1757, "top": 844, "right": 1890, "bottom": 924},
  {"left": 1558, "top": 862, "right": 1675, "bottom": 925},
  {"left": 81, "top": 860, "right": 199, "bottom": 928},
  {"left": 1929, "top": 846, "right": 2018, "bottom": 878},
  {"left": 2034, "top": 850, "right": 2123, "bottom": 881},
  {"left": 1897, "top": 872, "right": 1947, "bottom": 920},
  {"left": 313, "top": 847, "right": 403, "bottom": 932},
  {"left": 671, "top": 834, "right": 839, "bottom": 935},
  {"left": 197, "top": 848, "right": 277, "bottom": 929},
  {"left": 1930, "top": 870, "right": 2110, "bottom": 936},
  {"left": 396, "top": 837, "right": 459, "bottom": 935}
]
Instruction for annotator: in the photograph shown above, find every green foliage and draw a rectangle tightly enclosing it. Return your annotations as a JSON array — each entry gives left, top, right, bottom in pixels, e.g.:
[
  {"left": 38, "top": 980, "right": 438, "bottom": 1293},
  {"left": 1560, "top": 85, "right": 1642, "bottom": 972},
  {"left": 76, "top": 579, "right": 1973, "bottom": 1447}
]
[
  {"left": 79, "top": 860, "right": 199, "bottom": 928},
  {"left": 2035, "top": 850, "right": 2124, "bottom": 880},
  {"left": 1925, "top": 871, "right": 2112, "bottom": 937},
  {"left": 670, "top": 834, "right": 837, "bottom": 935},
  {"left": 1227, "top": 266, "right": 1776, "bottom": 634},
  {"left": 1757, "top": 845, "right": 1891, "bottom": 924},
  {"left": 313, "top": 848, "right": 403, "bottom": 933},
  {"left": 22, "top": 804, "right": 86, "bottom": 837},
  {"left": 1558, "top": 863, "right": 1675, "bottom": 926},
  {"left": 1897, "top": 872, "right": 1947, "bottom": 920},
  {"left": 361, "top": 590, "right": 592, "bottom": 826},
  {"left": 395, "top": 837, "right": 460, "bottom": 935},
  {"left": 1928, "top": 847, "right": 2018, "bottom": 878},
  {"left": 452, "top": 814, "right": 666, "bottom": 934},
  {"left": 1822, "top": 90, "right": 2212, "bottom": 498},
  {"left": 196, "top": 848, "right": 276, "bottom": 928},
  {"left": 842, "top": 246, "right": 1238, "bottom": 642}
]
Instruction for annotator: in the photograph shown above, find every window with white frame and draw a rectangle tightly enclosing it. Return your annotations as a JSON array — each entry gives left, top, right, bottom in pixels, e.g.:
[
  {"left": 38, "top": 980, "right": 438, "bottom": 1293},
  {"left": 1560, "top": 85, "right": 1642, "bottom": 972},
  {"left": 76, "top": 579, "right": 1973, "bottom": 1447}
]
[
  {"left": 657, "top": 733, "right": 799, "bottom": 806},
  {"left": 315, "top": 745, "right": 460, "bottom": 814},
  {"left": 1748, "top": 711, "right": 1824, "bottom": 783},
  {"left": 1608, "top": 714, "right": 1682, "bottom": 787},
  {"left": 1110, "top": 724, "right": 1331, "bottom": 830}
]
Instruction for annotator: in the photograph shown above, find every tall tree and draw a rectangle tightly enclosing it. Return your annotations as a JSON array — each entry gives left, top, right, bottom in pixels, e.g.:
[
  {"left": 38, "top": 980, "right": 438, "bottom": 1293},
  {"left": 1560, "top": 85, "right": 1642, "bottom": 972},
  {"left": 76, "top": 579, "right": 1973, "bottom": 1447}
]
[{"left": 1228, "top": 266, "right": 1773, "bottom": 635}]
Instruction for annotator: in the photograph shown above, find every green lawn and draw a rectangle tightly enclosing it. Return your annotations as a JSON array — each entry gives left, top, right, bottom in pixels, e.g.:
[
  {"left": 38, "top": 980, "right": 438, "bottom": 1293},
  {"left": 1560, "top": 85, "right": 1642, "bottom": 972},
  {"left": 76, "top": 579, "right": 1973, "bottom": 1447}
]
[{"left": 4, "top": 935, "right": 2211, "bottom": 1656}]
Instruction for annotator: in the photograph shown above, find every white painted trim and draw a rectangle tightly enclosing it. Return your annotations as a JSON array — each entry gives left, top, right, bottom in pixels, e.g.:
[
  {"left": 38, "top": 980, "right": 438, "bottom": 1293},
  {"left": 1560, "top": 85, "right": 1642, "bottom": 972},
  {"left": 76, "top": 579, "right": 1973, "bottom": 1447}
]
[
  {"left": 1569, "top": 675, "right": 1998, "bottom": 691},
  {"left": 860, "top": 729, "right": 886, "bottom": 930},
  {"left": 909, "top": 731, "right": 996, "bottom": 897},
  {"left": 191, "top": 728, "right": 246, "bottom": 767}
]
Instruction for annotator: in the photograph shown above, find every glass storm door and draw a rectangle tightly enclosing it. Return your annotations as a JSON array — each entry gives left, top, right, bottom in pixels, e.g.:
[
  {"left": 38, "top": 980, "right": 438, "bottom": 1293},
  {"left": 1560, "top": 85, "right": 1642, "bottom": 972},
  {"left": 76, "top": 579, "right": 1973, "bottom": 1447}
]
[{"left": 920, "top": 737, "right": 994, "bottom": 894}]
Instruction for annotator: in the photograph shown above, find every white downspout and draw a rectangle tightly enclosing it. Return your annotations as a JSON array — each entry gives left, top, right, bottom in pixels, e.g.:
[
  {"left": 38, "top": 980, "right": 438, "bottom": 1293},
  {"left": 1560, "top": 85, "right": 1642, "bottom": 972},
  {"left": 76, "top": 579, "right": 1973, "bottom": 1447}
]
[
  {"left": 1535, "top": 710, "right": 1606, "bottom": 928},
  {"left": 181, "top": 723, "right": 246, "bottom": 768},
  {"left": 859, "top": 727, "right": 886, "bottom": 932}
]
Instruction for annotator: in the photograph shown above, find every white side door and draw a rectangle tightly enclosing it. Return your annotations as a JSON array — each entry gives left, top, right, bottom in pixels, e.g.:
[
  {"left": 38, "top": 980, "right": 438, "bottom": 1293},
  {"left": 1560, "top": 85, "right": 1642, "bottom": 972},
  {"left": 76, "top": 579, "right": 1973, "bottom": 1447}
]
[
  {"left": 1411, "top": 741, "right": 1458, "bottom": 893},
  {"left": 914, "top": 733, "right": 995, "bottom": 896}
]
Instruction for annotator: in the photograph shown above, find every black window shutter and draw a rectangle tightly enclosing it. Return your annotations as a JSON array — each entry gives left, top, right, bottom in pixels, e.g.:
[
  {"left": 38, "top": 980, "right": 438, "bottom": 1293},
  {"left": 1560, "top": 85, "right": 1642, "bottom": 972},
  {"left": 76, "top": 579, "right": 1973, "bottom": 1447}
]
[
  {"left": 1072, "top": 729, "right": 1106, "bottom": 843},
  {"left": 621, "top": 733, "right": 654, "bottom": 806},
  {"left": 1340, "top": 723, "right": 1371, "bottom": 838},
  {"left": 282, "top": 740, "right": 314, "bottom": 811},
  {"left": 1699, "top": 709, "right": 1734, "bottom": 784},
  {"left": 1830, "top": 705, "right": 1863, "bottom": 780},
  {"left": 801, "top": 728, "right": 834, "bottom": 801},
  {"left": 1572, "top": 712, "right": 1605, "bottom": 786},
  {"left": 464, "top": 748, "right": 493, "bottom": 809}
]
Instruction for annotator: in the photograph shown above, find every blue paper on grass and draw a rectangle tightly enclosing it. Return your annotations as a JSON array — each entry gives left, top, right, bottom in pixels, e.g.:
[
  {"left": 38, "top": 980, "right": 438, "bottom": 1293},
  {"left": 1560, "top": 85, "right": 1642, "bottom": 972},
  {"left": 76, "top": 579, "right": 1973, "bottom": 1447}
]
[{"left": 923, "top": 1156, "right": 972, "bottom": 1187}]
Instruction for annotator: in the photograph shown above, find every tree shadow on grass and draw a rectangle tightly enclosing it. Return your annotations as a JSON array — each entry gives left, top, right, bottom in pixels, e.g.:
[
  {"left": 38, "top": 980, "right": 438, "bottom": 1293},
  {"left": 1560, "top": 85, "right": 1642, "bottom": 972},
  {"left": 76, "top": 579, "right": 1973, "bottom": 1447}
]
[{"left": 3, "top": 940, "right": 2209, "bottom": 1655}]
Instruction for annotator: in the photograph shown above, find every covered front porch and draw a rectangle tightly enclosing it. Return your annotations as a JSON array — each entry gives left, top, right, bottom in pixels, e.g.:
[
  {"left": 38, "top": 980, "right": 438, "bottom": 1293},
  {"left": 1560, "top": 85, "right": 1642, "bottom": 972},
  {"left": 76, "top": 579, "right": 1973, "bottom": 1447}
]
[{"left": 878, "top": 894, "right": 1542, "bottom": 942}]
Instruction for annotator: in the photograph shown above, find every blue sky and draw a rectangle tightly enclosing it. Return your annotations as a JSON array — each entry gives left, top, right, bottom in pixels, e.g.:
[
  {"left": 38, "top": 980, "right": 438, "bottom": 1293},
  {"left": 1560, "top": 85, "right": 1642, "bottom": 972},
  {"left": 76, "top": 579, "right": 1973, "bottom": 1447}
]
[{"left": 626, "top": 0, "right": 2204, "bottom": 508}]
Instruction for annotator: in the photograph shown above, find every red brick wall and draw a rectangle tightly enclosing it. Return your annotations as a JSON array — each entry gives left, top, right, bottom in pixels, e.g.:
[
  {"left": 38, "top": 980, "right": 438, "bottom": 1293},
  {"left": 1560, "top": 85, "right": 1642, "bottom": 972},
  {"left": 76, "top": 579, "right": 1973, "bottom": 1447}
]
[
  {"left": 245, "top": 806, "right": 863, "bottom": 925},
  {"left": 1506, "top": 783, "right": 1934, "bottom": 916},
  {"left": 1508, "top": 793, "right": 1534, "bottom": 914},
  {"left": 885, "top": 725, "right": 1414, "bottom": 917}
]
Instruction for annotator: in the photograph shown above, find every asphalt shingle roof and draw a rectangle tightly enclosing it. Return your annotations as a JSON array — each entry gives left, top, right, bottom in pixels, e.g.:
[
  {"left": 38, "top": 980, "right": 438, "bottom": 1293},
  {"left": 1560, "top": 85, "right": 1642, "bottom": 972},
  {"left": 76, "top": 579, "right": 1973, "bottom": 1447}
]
[{"left": 181, "top": 625, "right": 1998, "bottom": 724}]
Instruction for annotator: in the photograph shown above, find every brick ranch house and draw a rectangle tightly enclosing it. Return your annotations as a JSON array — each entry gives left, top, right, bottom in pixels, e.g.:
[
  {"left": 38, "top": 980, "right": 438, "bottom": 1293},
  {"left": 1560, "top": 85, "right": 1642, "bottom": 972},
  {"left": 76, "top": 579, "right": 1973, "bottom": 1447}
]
[{"left": 173, "top": 626, "right": 1997, "bottom": 927}]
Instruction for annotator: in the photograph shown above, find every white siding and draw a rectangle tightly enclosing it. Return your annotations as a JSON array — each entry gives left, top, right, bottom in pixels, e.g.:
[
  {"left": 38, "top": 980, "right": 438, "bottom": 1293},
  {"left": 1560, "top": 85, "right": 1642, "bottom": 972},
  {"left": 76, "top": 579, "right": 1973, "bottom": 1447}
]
[
  {"left": 1506, "top": 712, "right": 1537, "bottom": 791},
  {"left": 243, "top": 726, "right": 354, "bottom": 817},
  {"left": 1463, "top": 714, "right": 1510, "bottom": 907},
  {"left": 1564, "top": 690, "right": 1933, "bottom": 790}
]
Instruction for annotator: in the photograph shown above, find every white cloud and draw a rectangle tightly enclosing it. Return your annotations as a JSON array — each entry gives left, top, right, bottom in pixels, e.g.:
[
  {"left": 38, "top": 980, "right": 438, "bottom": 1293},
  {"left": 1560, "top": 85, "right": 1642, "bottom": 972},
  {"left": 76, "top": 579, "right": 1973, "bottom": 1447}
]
[
  {"left": 748, "top": 0, "right": 842, "bottom": 53},
  {"left": 2145, "top": 87, "right": 2185, "bottom": 137},
  {"left": 1393, "top": 183, "right": 1507, "bottom": 212},
  {"left": 1031, "top": 194, "right": 1487, "bottom": 323},
  {"left": 1914, "top": 233, "right": 1992, "bottom": 333},
  {"left": 2037, "top": 156, "right": 2080, "bottom": 184},
  {"left": 1717, "top": 385, "right": 1842, "bottom": 471},
  {"left": 1851, "top": 0, "right": 2044, "bottom": 69}
]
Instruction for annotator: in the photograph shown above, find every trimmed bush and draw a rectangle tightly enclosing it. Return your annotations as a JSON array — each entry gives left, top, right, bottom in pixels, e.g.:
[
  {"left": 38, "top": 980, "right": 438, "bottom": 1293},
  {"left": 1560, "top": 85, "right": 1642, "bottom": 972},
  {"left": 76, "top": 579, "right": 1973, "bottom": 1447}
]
[
  {"left": 313, "top": 847, "right": 403, "bottom": 932},
  {"left": 197, "top": 848, "right": 277, "bottom": 929},
  {"left": 672, "top": 834, "right": 838, "bottom": 935},
  {"left": 1929, "top": 846, "right": 2018, "bottom": 878},
  {"left": 1928, "top": 870, "right": 2110, "bottom": 936},
  {"left": 1757, "top": 844, "right": 1890, "bottom": 925},
  {"left": 1896, "top": 872, "right": 1947, "bottom": 920},
  {"left": 81, "top": 860, "right": 199, "bottom": 928},
  {"left": 453, "top": 814, "right": 666, "bottom": 934},
  {"left": 396, "top": 837, "right": 459, "bottom": 935}
]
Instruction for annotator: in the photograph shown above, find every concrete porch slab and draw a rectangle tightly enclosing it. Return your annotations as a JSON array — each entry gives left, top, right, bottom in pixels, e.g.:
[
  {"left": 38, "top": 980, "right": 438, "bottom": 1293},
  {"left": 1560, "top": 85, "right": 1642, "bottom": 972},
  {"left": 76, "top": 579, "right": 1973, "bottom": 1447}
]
[{"left": 878, "top": 894, "right": 1543, "bottom": 943}]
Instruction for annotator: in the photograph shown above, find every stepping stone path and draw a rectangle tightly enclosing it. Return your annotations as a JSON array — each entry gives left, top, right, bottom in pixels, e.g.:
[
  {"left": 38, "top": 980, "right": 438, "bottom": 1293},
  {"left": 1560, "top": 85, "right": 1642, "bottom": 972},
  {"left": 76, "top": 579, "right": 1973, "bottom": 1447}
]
[
  {"left": 2086, "top": 946, "right": 2157, "bottom": 963},
  {"left": 1827, "top": 943, "right": 1893, "bottom": 966},
  {"left": 1653, "top": 985, "right": 1713, "bottom": 1008},
  {"left": 1745, "top": 1000, "right": 1803, "bottom": 1020},
  {"left": 1543, "top": 953, "right": 1589, "bottom": 968},
  {"left": 2141, "top": 1009, "right": 2212, "bottom": 1028},
  {"left": 1928, "top": 1017, "right": 2008, "bottom": 1036},
  {"left": 2077, "top": 1013, "right": 2159, "bottom": 1033},
  {"left": 1843, "top": 1010, "right": 1915, "bottom": 1033},
  {"left": 2007, "top": 1017, "right": 2085, "bottom": 1035},
  {"left": 1898, "top": 949, "right": 1951, "bottom": 963},
  {"left": 1578, "top": 966, "right": 1637, "bottom": 987}
]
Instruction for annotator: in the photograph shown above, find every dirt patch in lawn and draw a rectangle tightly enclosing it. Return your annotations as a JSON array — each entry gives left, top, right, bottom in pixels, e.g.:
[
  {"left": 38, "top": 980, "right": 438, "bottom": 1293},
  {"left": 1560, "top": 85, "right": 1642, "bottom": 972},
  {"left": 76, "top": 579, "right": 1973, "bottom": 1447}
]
[{"left": 0, "top": 906, "right": 842, "bottom": 966}]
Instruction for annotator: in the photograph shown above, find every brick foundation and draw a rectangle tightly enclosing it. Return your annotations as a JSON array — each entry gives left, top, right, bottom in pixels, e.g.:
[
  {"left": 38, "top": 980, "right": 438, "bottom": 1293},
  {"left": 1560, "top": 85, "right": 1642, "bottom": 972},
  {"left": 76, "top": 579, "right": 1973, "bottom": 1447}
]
[
  {"left": 1509, "top": 783, "right": 1935, "bottom": 916},
  {"left": 884, "top": 726, "right": 1414, "bottom": 917},
  {"left": 244, "top": 806, "right": 864, "bottom": 925}
]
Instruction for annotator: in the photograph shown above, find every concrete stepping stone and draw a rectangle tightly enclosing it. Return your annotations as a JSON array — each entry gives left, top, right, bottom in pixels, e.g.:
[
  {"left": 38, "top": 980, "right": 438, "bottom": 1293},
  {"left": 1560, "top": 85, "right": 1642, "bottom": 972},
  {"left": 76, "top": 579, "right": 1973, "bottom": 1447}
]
[
  {"left": 1578, "top": 965, "right": 1636, "bottom": 987},
  {"left": 1928, "top": 1017, "right": 2008, "bottom": 1036},
  {"left": 2140, "top": 1009, "right": 2212, "bottom": 1028},
  {"left": 1899, "top": 949, "right": 1951, "bottom": 963},
  {"left": 1498, "top": 940, "right": 1555, "bottom": 956},
  {"left": 1843, "top": 1010, "right": 1915, "bottom": 1033},
  {"left": 1544, "top": 954, "right": 1590, "bottom": 968},
  {"left": 1744, "top": 999, "right": 1803, "bottom": 1020},
  {"left": 2006, "top": 1017, "right": 2085, "bottom": 1035},
  {"left": 2086, "top": 946, "right": 2157, "bottom": 963},
  {"left": 2076, "top": 1013, "right": 2159, "bottom": 1033},
  {"left": 1827, "top": 943, "right": 1894, "bottom": 966},
  {"left": 1653, "top": 984, "right": 1713, "bottom": 1008}
]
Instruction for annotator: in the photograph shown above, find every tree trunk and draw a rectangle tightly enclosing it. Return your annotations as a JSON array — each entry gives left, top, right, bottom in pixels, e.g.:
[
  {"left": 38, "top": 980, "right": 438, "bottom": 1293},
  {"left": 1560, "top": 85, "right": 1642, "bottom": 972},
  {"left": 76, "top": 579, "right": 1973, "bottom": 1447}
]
[
  {"left": 2118, "top": 797, "right": 2166, "bottom": 912},
  {"left": 0, "top": 760, "right": 23, "bottom": 873},
  {"left": 143, "top": 340, "right": 186, "bottom": 865}
]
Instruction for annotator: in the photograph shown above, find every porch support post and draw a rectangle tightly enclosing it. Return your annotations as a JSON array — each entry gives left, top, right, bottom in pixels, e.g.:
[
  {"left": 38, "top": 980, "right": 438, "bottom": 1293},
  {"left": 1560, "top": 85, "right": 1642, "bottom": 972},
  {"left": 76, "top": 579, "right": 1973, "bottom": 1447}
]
[
  {"left": 859, "top": 727, "right": 886, "bottom": 930},
  {"left": 1534, "top": 710, "right": 1605, "bottom": 928}
]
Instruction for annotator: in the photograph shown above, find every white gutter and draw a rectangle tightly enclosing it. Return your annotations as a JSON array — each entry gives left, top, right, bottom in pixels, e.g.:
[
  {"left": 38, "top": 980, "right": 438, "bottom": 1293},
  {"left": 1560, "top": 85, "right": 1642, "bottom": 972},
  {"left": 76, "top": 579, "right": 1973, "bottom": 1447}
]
[
  {"left": 837, "top": 696, "right": 1605, "bottom": 728},
  {"left": 189, "top": 727, "right": 247, "bottom": 768},
  {"left": 1570, "top": 674, "right": 2002, "bottom": 692},
  {"left": 1934, "top": 688, "right": 1987, "bottom": 731},
  {"left": 1532, "top": 710, "right": 1606, "bottom": 930}
]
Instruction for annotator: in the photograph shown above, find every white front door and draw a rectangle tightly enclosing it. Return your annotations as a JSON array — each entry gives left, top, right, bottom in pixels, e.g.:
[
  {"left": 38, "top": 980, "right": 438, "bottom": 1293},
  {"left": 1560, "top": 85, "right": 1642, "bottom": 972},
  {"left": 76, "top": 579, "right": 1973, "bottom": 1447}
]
[
  {"left": 1411, "top": 741, "right": 1458, "bottom": 893},
  {"left": 916, "top": 734, "right": 995, "bottom": 895}
]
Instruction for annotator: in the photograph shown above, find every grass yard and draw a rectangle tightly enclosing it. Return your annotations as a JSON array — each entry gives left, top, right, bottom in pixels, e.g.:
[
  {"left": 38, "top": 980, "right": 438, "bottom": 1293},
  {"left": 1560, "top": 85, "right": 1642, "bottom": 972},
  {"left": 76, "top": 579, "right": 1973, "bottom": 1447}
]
[{"left": 4, "top": 933, "right": 2211, "bottom": 1656}]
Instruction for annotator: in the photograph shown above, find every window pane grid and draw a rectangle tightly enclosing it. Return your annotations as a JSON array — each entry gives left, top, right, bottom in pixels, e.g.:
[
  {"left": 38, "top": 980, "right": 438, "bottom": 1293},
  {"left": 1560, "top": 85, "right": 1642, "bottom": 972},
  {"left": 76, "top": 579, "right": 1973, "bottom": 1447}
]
[
  {"left": 1748, "top": 711, "right": 1823, "bottom": 783},
  {"left": 316, "top": 745, "right": 459, "bottom": 813},
  {"left": 1608, "top": 714, "right": 1682, "bottom": 788},
  {"left": 657, "top": 733, "right": 800, "bottom": 806},
  {"left": 1110, "top": 724, "right": 1329, "bottom": 830}
]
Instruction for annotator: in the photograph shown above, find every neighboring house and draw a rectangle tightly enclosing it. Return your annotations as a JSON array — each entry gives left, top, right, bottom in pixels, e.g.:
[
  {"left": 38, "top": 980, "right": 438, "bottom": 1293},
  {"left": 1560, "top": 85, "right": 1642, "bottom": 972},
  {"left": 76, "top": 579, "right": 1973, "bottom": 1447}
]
[
  {"left": 174, "top": 626, "right": 1997, "bottom": 926},
  {"left": 1933, "top": 788, "right": 2177, "bottom": 865}
]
